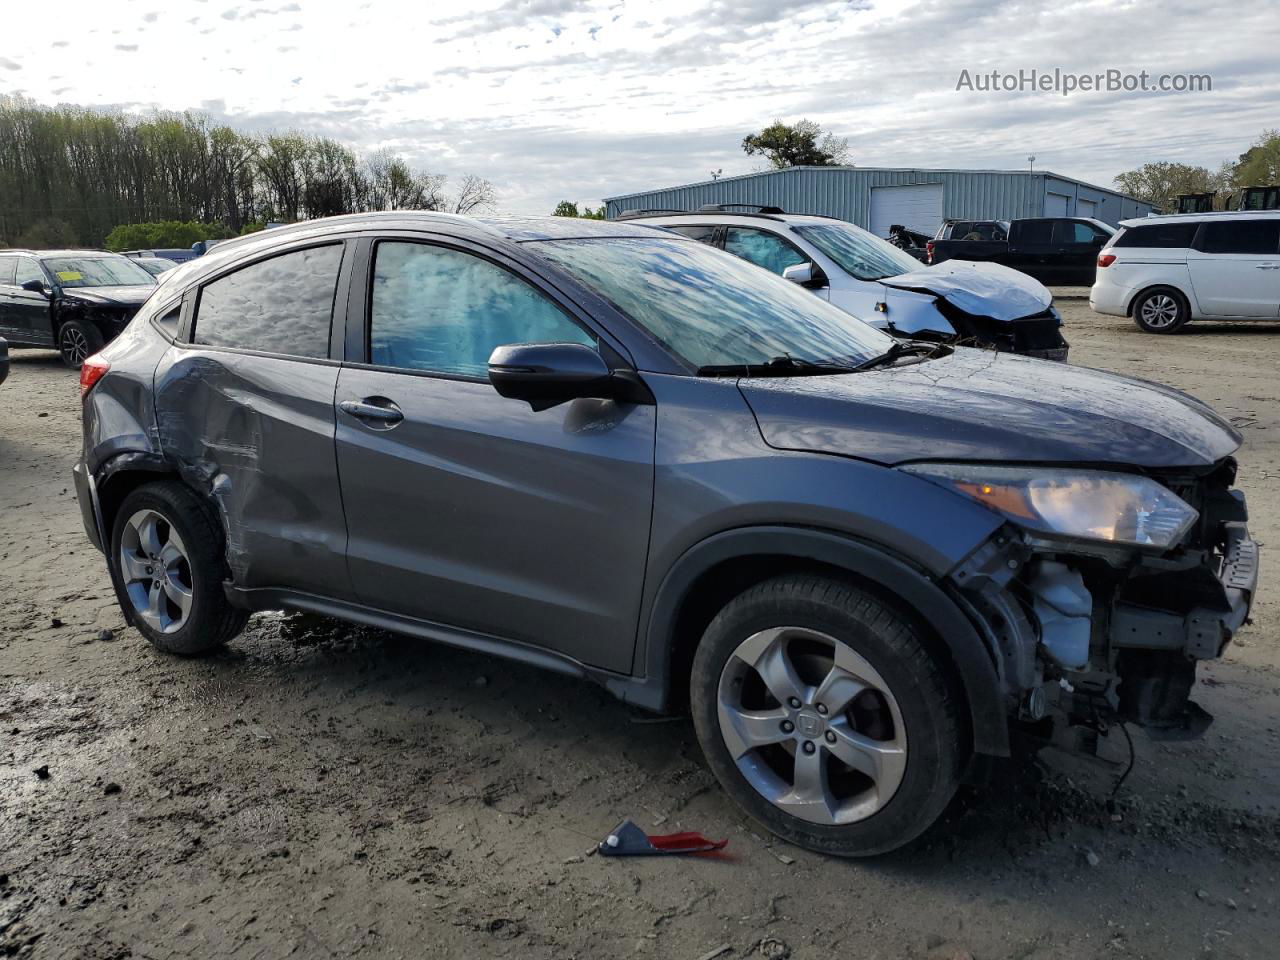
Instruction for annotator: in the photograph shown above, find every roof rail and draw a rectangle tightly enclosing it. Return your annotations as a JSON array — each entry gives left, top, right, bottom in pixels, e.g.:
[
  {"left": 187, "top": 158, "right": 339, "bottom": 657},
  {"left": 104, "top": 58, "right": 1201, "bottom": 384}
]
[
  {"left": 615, "top": 207, "right": 689, "bottom": 220},
  {"left": 696, "top": 203, "right": 787, "bottom": 214}
]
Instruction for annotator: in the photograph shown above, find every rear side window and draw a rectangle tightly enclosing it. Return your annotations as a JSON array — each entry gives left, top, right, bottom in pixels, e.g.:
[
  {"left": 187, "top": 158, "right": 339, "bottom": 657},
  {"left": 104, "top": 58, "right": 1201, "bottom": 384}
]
[
  {"left": 662, "top": 225, "right": 718, "bottom": 244},
  {"left": 369, "top": 241, "right": 594, "bottom": 377},
  {"left": 1016, "top": 221, "right": 1055, "bottom": 244},
  {"left": 193, "top": 244, "right": 342, "bottom": 358},
  {"left": 1196, "top": 219, "right": 1280, "bottom": 256},
  {"left": 723, "top": 227, "right": 809, "bottom": 275},
  {"left": 0, "top": 258, "right": 14, "bottom": 285},
  {"left": 1113, "top": 223, "right": 1199, "bottom": 248}
]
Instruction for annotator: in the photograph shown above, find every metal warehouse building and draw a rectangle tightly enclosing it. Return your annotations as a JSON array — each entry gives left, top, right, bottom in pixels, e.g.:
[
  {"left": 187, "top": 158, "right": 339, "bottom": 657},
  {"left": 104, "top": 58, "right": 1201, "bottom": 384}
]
[{"left": 604, "top": 166, "right": 1158, "bottom": 236}]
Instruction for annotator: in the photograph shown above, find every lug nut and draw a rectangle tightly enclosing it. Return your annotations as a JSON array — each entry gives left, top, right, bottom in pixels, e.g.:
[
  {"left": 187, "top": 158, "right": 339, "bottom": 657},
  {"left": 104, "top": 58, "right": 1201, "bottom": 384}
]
[
  {"left": 825, "top": 731, "right": 837, "bottom": 744},
  {"left": 787, "top": 697, "right": 801, "bottom": 709},
  {"left": 816, "top": 703, "right": 828, "bottom": 715},
  {"left": 781, "top": 720, "right": 794, "bottom": 733},
  {"left": 802, "top": 741, "right": 816, "bottom": 754}
]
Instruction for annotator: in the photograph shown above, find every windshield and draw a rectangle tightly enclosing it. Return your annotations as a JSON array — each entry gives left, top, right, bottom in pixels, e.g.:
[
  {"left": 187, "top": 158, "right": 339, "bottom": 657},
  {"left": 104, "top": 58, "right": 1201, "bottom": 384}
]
[
  {"left": 44, "top": 257, "right": 155, "bottom": 288},
  {"left": 792, "top": 222, "right": 922, "bottom": 281},
  {"left": 534, "top": 237, "right": 893, "bottom": 371}
]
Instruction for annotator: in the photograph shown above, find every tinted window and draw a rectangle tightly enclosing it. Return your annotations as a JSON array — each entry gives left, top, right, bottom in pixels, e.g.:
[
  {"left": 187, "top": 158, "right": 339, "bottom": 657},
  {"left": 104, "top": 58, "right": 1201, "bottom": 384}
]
[
  {"left": 535, "top": 237, "right": 892, "bottom": 370},
  {"left": 15, "top": 258, "right": 46, "bottom": 286},
  {"left": 724, "top": 227, "right": 809, "bottom": 275},
  {"left": 0, "top": 258, "right": 14, "bottom": 285},
  {"left": 1197, "top": 219, "right": 1280, "bottom": 256},
  {"left": 194, "top": 244, "right": 342, "bottom": 358},
  {"left": 946, "top": 222, "right": 972, "bottom": 238},
  {"left": 1053, "top": 221, "right": 1106, "bottom": 244},
  {"left": 369, "top": 241, "right": 594, "bottom": 377},
  {"left": 663, "top": 225, "right": 718, "bottom": 244},
  {"left": 1016, "top": 221, "right": 1055, "bottom": 244},
  {"left": 1113, "top": 223, "right": 1199, "bottom": 248}
]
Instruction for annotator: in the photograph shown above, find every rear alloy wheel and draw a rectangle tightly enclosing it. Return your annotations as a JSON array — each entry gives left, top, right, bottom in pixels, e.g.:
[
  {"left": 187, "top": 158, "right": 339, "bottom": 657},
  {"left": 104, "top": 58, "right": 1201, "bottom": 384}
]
[
  {"left": 108, "top": 481, "right": 248, "bottom": 655},
  {"left": 1132, "top": 288, "right": 1189, "bottom": 334},
  {"left": 58, "top": 319, "right": 104, "bottom": 369},
  {"left": 691, "top": 575, "right": 963, "bottom": 857}
]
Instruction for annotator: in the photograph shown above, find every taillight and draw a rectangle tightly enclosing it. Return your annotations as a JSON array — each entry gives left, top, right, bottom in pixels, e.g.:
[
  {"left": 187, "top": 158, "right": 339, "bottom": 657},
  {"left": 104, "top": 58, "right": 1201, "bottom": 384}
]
[
  {"left": 926, "top": 240, "right": 935, "bottom": 263},
  {"left": 1097, "top": 253, "right": 1116, "bottom": 268},
  {"left": 80, "top": 357, "right": 110, "bottom": 400}
]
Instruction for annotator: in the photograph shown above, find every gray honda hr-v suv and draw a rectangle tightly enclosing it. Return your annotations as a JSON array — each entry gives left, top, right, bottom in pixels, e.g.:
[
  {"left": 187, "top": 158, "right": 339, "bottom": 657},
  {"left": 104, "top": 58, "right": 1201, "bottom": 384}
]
[{"left": 73, "top": 213, "right": 1258, "bottom": 857}]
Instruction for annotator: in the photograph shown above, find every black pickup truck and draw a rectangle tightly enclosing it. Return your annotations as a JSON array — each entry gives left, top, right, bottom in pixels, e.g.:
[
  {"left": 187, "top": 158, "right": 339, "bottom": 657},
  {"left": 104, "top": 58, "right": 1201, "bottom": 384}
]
[{"left": 928, "top": 217, "right": 1114, "bottom": 285}]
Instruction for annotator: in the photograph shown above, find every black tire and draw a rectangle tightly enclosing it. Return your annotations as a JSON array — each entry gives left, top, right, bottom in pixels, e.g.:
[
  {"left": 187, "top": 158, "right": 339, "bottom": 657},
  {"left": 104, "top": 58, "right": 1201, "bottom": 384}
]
[
  {"left": 690, "top": 575, "right": 964, "bottom": 857},
  {"left": 1131, "top": 287, "right": 1190, "bottom": 334},
  {"left": 57, "top": 319, "right": 104, "bottom": 369},
  {"left": 107, "top": 481, "right": 248, "bottom": 656}
]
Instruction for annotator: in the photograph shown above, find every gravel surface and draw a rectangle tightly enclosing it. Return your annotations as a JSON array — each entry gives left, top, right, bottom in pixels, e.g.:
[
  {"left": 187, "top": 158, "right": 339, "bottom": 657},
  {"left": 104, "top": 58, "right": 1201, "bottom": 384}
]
[{"left": 2, "top": 304, "right": 1278, "bottom": 959}]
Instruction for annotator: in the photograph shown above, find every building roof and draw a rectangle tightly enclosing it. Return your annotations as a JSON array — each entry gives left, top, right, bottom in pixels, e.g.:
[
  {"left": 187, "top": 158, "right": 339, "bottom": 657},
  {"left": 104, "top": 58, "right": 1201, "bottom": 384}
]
[{"left": 604, "top": 165, "right": 1154, "bottom": 208}]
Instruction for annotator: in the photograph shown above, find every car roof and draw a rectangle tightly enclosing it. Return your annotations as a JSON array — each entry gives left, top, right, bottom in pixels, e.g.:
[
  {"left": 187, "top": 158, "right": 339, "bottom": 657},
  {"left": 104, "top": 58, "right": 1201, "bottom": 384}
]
[
  {"left": 623, "top": 211, "right": 840, "bottom": 227},
  {"left": 476, "top": 216, "right": 675, "bottom": 241},
  {"left": 0, "top": 249, "right": 123, "bottom": 258},
  {"left": 1119, "top": 210, "right": 1280, "bottom": 227}
]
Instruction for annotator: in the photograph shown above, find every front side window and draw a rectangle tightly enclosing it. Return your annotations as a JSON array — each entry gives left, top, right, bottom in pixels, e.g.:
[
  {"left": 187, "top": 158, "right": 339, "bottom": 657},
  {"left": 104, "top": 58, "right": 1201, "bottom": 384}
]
[
  {"left": 42, "top": 257, "right": 152, "bottom": 288},
  {"left": 1113, "top": 223, "right": 1198, "bottom": 249},
  {"left": 534, "top": 237, "right": 892, "bottom": 370},
  {"left": 1197, "top": 219, "right": 1280, "bottom": 256},
  {"left": 1054, "top": 221, "right": 1106, "bottom": 244},
  {"left": 662, "top": 224, "right": 718, "bottom": 244},
  {"left": 792, "top": 222, "right": 921, "bottom": 280},
  {"left": 723, "top": 227, "right": 809, "bottom": 275},
  {"left": 194, "top": 244, "right": 342, "bottom": 358},
  {"left": 369, "top": 241, "right": 594, "bottom": 377},
  {"left": 15, "top": 259, "right": 47, "bottom": 287}
]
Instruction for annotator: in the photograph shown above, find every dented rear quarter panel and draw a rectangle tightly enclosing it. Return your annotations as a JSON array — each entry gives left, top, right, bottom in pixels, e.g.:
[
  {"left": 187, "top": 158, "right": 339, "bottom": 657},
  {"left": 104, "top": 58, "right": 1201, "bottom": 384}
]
[{"left": 82, "top": 309, "right": 171, "bottom": 474}]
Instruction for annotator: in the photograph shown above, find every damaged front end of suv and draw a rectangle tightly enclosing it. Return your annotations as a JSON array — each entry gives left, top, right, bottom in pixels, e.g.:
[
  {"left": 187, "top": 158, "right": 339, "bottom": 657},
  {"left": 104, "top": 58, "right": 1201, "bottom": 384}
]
[{"left": 923, "top": 458, "right": 1257, "bottom": 742}]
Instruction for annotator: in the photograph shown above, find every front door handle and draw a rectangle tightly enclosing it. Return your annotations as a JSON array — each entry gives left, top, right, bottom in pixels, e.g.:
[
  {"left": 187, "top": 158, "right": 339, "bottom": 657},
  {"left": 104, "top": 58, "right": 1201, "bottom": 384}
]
[{"left": 340, "top": 397, "right": 404, "bottom": 428}]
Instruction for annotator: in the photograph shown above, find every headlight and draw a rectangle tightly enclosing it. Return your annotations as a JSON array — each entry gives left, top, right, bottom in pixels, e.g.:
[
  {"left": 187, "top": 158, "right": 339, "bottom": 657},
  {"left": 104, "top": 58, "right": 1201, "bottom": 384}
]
[{"left": 902, "top": 464, "right": 1197, "bottom": 549}]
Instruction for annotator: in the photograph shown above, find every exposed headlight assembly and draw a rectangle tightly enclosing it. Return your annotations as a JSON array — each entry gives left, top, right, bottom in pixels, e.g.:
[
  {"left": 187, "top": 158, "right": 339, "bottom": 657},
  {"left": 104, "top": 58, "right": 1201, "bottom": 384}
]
[{"left": 902, "top": 464, "right": 1197, "bottom": 550}]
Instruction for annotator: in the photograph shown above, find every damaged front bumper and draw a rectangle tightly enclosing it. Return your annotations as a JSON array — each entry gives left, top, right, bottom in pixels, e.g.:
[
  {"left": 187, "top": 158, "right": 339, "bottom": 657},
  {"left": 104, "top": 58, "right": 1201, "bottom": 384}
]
[{"left": 949, "top": 467, "right": 1258, "bottom": 741}]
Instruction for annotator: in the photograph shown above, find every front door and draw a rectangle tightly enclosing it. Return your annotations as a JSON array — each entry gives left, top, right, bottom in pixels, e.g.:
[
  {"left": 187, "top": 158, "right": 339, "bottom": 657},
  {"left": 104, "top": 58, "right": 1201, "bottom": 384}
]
[
  {"left": 334, "top": 238, "right": 656, "bottom": 673},
  {"left": 3, "top": 258, "right": 55, "bottom": 346},
  {"left": 1187, "top": 219, "right": 1280, "bottom": 317}
]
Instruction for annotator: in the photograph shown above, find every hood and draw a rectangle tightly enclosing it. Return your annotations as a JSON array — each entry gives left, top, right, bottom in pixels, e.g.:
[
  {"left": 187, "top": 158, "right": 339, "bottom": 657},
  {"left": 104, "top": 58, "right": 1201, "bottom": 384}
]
[
  {"left": 59, "top": 285, "right": 155, "bottom": 307},
  {"left": 740, "top": 349, "right": 1240, "bottom": 469},
  {"left": 879, "top": 261, "right": 1052, "bottom": 322}
]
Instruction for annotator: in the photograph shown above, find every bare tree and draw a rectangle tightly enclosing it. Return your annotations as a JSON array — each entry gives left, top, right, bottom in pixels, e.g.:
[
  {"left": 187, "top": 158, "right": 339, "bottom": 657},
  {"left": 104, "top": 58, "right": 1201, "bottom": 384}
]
[{"left": 448, "top": 174, "right": 496, "bottom": 215}]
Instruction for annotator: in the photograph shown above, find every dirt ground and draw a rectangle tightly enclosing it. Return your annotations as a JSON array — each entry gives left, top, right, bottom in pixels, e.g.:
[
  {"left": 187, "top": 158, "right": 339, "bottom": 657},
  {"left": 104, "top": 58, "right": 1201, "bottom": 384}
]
[{"left": 2, "top": 301, "right": 1278, "bottom": 960}]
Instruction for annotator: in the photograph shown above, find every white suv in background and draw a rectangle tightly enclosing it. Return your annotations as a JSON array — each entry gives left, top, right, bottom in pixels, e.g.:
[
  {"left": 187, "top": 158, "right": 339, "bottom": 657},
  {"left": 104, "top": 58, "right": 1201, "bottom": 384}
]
[{"left": 1091, "top": 211, "right": 1280, "bottom": 333}]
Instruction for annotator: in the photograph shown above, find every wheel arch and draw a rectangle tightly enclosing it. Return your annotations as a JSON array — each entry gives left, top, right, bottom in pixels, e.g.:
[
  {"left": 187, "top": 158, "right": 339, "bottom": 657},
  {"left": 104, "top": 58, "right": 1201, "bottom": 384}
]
[
  {"left": 1126, "top": 282, "right": 1192, "bottom": 318},
  {"left": 637, "top": 526, "right": 1009, "bottom": 759},
  {"left": 95, "top": 452, "right": 182, "bottom": 544}
]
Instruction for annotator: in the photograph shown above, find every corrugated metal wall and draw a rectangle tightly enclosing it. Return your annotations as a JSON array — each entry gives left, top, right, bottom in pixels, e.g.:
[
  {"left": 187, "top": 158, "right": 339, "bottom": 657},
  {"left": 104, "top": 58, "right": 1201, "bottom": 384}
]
[{"left": 604, "top": 167, "right": 1156, "bottom": 229}]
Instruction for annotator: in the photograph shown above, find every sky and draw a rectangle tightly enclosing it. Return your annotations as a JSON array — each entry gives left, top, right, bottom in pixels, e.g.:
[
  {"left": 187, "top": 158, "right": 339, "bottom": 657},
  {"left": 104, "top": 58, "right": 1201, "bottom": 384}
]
[{"left": 1, "top": 0, "right": 1276, "bottom": 215}]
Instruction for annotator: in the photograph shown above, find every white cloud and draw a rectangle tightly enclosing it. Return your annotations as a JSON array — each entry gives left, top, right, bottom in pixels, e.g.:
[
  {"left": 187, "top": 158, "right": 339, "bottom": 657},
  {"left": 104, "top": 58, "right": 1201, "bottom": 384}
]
[{"left": 0, "top": 0, "right": 1272, "bottom": 214}]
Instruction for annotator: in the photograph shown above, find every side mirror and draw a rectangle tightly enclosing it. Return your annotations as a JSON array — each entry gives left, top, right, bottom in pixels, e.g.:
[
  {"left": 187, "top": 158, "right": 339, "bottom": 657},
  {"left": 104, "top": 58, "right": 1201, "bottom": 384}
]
[
  {"left": 488, "top": 342, "right": 615, "bottom": 411},
  {"left": 782, "top": 262, "right": 825, "bottom": 288},
  {"left": 20, "top": 279, "right": 48, "bottom": 294}
]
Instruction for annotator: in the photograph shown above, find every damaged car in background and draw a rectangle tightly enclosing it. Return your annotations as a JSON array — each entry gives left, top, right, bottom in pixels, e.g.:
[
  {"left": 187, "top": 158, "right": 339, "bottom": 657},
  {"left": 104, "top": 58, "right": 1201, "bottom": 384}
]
[
  {"left": 0, "top": 250, "right": 157, "bottom": 368},
  {"left": 74, "top": 213, "right": 1256, "bottom": 857},
  {"left": 623, "top": 206, "right": 1070, "bottom": 360}
]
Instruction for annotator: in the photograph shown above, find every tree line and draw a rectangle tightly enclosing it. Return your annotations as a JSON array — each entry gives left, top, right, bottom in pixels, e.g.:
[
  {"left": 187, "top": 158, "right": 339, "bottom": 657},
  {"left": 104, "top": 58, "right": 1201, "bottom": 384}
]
[
  {"left": 1113, "top": 130, "right": 1280, "bottom": 209},
  {"left": 0, "top": 96, "right": 495, "bottom": 248}
]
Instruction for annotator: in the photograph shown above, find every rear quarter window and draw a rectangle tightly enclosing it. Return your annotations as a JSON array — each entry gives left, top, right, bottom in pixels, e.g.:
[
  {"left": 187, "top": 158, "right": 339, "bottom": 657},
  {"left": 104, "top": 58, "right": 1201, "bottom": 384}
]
[
  {"left": 1113, "top": 223, "right": 1199, "bottom": 248},
  {"left": 192, "top": 244, "right": 343, "bottom": 358}
]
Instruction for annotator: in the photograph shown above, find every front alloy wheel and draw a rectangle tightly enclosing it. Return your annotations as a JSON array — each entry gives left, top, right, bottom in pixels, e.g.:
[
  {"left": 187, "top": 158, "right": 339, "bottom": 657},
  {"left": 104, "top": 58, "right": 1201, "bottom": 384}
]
[
  {"left": 691, "top": 575, "right": 963, "bottom": 857},
  {"left": 717, "top": 626, "right": 907, "bottom": 825}
]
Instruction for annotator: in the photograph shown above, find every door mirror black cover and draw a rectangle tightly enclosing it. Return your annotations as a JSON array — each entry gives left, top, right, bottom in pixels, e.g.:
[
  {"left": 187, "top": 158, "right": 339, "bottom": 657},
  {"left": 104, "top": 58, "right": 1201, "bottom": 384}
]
[
  {"left": 20, "top": 279, "right": 48, "bottom": 294},
  {"left": 488, "top": 342, "right": 616, "bottom": 411}
]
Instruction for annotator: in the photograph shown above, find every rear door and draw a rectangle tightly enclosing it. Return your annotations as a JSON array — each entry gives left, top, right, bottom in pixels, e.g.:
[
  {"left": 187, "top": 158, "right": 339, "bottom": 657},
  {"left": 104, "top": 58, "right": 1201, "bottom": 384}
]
[
  {"left": 332, "top": 236, "right": 656, "bottom": 673},
  {"left": 1187, "top": 219, "right": 1280, "bottom": 317},
  {"left": 1007, "top": 220, "right": 1059, "bottom": 282},
  {"left": 152, "top": 241, "right": 354, "bottom": 597}
]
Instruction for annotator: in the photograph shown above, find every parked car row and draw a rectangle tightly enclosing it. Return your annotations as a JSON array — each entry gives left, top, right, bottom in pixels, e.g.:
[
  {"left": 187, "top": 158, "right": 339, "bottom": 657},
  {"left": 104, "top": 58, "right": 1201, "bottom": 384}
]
[
  {"left": 72, "top": 211, "right": 1257, "bottom": 859},
  {"left": 928, "top": 216, "right": 1115, "bottom": 285}
]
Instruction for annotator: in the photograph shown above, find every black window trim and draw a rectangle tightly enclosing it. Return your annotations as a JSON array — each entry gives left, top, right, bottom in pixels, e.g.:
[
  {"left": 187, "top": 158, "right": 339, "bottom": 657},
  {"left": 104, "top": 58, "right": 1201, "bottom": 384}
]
[
  {"left": 185, "top": 238, "right": 349, "bottom": 365},
  {"left": 345, "top": 232, "right": 623, "bottom": 383},
  {"left": 1190, "top": 217, "right": 1280, "bottom": 256}
]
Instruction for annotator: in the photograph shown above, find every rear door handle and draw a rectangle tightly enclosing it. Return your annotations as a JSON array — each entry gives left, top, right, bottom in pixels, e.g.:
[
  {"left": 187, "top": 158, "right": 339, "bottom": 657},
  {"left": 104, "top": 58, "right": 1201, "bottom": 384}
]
[{"left": 339, "top": 397, "right": 404, "bottom": 428}]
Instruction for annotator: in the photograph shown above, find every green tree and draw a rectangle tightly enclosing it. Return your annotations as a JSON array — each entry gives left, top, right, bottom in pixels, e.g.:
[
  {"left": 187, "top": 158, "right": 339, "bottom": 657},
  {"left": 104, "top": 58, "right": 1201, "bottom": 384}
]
[
  {"left": 1113, "top": 162, "right": 1218, "bottom": 210},
  {"left": 553, "top": 201, "right": 580, "bottom": 217},
  {"left": 742, "top": 119, "right": 849, "bottom": 169},
  {"left": 103, "top": 220, "right": 224, "bottom": 252},
  {"left": 1230, "top": 130, "right": 1280, "bottom": 187}
]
